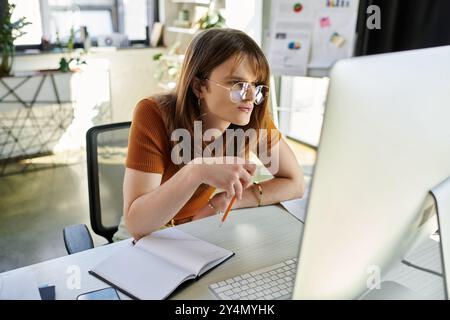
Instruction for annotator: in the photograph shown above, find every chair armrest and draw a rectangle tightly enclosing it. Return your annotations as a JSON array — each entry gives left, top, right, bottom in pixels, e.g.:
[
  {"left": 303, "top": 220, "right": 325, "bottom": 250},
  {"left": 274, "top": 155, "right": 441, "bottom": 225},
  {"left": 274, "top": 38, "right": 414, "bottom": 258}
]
[{"left": 63, "top": 224, "right": 94, "bottom": 254}]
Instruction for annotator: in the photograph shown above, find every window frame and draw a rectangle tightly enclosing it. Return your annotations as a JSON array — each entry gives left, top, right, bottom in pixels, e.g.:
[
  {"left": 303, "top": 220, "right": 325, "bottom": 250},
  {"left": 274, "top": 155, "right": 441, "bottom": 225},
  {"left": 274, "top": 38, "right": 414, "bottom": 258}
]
[{"left": 15, "top": 0, "right": 158, "bottom": 52}]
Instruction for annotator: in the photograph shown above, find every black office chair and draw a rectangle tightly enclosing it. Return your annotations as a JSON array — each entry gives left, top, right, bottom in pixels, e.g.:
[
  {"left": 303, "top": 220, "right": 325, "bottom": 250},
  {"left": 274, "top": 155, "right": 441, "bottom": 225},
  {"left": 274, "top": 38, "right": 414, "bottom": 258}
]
[{"left": 63, "top": 122, "right": 131, "bottom": 254}]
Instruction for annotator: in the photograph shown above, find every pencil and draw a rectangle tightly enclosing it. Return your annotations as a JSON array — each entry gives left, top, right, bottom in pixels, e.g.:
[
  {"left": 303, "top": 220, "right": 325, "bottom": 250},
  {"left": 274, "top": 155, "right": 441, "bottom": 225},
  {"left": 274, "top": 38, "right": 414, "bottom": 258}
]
[{"left": 219, "top": 196, "right": 236, "bottom": 227}]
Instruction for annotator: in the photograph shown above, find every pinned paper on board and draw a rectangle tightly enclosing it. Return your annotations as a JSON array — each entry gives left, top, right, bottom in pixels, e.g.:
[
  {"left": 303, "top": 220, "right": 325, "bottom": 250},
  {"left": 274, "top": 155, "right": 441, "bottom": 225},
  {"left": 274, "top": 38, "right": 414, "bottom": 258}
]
[
  {"left": 269, "top": 31, "right": 312, "bottom": 76},
  {"left": 268, "top": 0, "right": 359, "bottom": 71}
]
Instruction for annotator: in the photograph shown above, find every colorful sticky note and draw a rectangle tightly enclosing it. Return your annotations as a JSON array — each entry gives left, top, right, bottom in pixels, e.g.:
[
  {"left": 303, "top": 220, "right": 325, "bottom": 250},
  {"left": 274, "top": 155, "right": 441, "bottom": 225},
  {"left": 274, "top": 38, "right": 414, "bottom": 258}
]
[
  {"left": 293, "top": 3, "right": 303, "bottom": 13},
  {"left": 330, "top": 32, "right": 346, "bottom": 47},
  {"left": 320, "top": 17, "right": 330, "bottom": 28},
  {"left": 288, "top": 41, "right": 301, "bottom": 50}
]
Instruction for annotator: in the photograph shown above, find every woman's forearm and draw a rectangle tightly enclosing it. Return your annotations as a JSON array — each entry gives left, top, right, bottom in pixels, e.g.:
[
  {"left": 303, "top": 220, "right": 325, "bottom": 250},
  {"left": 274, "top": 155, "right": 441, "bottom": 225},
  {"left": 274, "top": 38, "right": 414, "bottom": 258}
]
[
  {"left": 235, "top": 176, "right": 305, "bottom": 209},
  {"left": 125, "top": 164, "right": 200, "bottom": 239}
]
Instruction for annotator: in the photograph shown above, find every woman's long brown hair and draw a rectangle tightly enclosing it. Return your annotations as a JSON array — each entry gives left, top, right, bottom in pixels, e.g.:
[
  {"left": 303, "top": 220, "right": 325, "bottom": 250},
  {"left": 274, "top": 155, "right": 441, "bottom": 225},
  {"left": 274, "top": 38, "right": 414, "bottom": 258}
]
[{"left": 155, "top": 28, "right": 272, "bottom": 162}]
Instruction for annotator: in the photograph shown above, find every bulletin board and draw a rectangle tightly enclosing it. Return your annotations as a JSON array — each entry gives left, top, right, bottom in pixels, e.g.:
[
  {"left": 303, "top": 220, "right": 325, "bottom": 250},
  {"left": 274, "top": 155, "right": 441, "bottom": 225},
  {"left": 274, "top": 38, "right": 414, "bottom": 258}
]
[{"left": 268, "top": 0, "right": 360, "bottom": 76}]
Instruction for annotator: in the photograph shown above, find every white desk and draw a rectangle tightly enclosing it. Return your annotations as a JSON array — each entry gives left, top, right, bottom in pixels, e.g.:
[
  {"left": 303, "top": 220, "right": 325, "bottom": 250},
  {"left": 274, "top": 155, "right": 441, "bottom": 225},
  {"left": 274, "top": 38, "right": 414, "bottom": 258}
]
[
  {"left": 0, "top": 204, "right": 444, "bottom": 299},
  {"left": 0, "top": 205, "right": 303, "bottom": 300}
]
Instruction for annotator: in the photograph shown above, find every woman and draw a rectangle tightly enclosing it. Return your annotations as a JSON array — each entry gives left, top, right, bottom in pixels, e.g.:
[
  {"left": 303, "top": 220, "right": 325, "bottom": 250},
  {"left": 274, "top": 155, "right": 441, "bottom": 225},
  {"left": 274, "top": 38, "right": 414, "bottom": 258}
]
[{"left": 114, "top": 28, "right": 305, "bottom": 241}]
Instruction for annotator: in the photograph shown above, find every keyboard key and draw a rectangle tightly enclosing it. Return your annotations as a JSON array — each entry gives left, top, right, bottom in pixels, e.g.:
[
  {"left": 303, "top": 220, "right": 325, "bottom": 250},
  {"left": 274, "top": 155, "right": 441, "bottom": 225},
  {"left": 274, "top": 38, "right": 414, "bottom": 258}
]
[
  {"left": 250, "top": 262, "right": 285, "bottom": 276},
  {"left": 256, "top": 292, "right": 264, "bottom": 298},
  {"left": 264, "top": 294, "right": 274, "bottom": 300},
  {"left": 219, "top": 293, "right": 231, "bottom": 300},
  {"left": 216, "top": 285, "right": 233, "bottom": 293},
  {"left": 241, "top": 273, "right": 251, "bottom": 279},
  {"left": 232, "top": 287, "right": 241, "bottom": 293},
  {"left": 210, "top": 283, "right": 219, "bottom": 289},
  {"left": 280, "top": 289, "right": 290, "bottom": 295},
  {"left": 218, "top": 281, "right": 227, "bottom": 287},
  {"left": 248, "top": 294, "right": 257, "bottom": 299},
  {"left": 226, "top": 279, "right": 235, "bottom": 284},
  {"left": 231, "top": 294, "right": 240, "bottom": 300},
  {"left": 273, "top": 292, "right": 282, "bottom": 298},
  {"left": 224, "top": 290, "right": 233, "bottom": 296}
]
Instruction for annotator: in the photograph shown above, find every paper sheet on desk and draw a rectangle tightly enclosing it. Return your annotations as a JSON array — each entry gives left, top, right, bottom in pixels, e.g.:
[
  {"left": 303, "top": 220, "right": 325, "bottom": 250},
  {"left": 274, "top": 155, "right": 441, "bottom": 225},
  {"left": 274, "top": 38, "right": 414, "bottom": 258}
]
[
  {"left": 0, "top": 269, "right": 42, "bottom": 300},
  {"left": 280, "top": 196, "right": 308, "bottom": 223}
]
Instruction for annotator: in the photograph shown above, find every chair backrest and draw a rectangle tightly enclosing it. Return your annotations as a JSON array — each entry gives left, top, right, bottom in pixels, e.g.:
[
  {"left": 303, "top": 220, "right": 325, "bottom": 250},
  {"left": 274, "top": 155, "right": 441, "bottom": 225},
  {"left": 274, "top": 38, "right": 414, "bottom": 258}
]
[{"left": 86, "top": 122, "right": 131, "bottom": 243}]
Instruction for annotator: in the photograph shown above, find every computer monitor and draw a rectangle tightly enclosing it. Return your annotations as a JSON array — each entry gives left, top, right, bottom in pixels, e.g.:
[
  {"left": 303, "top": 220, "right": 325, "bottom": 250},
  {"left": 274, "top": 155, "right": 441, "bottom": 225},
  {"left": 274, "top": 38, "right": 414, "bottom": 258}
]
[{"left": 292, "top": 45, "right": 450, "bottom": 299}]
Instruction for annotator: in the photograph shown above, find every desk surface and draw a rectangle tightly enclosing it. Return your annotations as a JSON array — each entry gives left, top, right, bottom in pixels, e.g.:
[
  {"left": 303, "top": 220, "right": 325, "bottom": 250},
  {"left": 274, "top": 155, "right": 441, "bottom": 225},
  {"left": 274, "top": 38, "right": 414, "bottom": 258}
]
[
  {"left": 1, "top": 204, "right": 445, "bottom": 300},
  {"left": 0, "top": 205, "right": 303, "bottom": 300}
]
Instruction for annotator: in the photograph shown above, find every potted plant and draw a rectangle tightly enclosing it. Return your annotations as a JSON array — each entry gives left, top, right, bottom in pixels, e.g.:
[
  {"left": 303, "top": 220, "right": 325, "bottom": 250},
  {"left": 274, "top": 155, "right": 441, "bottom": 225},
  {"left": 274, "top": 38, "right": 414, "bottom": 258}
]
[
  {"left": 55, "top": 26, "right": 87, "bottom": 73},
  {"left": 0, "top": 0, "right": 31, "bottom": 77}
]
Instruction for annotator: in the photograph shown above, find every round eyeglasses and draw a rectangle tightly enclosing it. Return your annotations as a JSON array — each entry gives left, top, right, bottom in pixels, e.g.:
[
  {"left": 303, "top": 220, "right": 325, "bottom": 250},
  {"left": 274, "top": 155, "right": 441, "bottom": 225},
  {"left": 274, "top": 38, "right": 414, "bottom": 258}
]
[{"left": 205, "top": 78, "right": 269, "bottom": 105}]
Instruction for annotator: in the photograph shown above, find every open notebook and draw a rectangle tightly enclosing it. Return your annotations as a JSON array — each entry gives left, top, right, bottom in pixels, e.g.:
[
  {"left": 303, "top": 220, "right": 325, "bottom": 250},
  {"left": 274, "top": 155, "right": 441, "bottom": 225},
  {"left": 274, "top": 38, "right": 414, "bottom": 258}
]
[{"left": 89, "top": 227, "right": 234, "bottom": 300}]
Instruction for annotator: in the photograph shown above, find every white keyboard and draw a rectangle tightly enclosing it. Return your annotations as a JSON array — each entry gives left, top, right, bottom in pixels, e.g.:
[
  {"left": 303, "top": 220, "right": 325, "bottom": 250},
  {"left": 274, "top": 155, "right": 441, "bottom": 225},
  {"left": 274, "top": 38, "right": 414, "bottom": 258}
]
[{"left": 209, "top": 258, "right": 297, "bottom": 300}]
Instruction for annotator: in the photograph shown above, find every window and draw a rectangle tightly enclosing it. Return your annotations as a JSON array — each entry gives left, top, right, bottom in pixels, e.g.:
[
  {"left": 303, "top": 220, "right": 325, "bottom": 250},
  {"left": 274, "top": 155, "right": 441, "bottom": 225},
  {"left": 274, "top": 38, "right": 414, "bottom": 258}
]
[
  {"left": 13, "top": 0, "right": 154, "bottom": 48},
  {"left": 47, "top": 0, "right": 116, "bottom": 42},
  {"left": 11, "top": 0, "right": 43, "bottom": 45},
  {"left": 123, "top": 0, "right": 148, "bottom": 41},
  {"left": 49, "top": 8, "right": 114, "bottom": 42}
]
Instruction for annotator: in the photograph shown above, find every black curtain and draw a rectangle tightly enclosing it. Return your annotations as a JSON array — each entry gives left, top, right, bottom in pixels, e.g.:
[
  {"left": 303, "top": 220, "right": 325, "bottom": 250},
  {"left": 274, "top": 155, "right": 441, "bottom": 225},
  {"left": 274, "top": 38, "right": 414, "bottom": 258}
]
[{"left": 355, "top": 0, "right": 450, "bottom": 55}]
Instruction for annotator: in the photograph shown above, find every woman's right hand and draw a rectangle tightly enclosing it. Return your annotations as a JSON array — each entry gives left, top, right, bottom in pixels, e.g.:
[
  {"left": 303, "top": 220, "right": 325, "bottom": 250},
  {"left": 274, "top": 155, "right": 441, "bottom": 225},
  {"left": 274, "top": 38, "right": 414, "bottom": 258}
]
[{"left": 188, "top": 157, "right": 256, "bottom": 200}]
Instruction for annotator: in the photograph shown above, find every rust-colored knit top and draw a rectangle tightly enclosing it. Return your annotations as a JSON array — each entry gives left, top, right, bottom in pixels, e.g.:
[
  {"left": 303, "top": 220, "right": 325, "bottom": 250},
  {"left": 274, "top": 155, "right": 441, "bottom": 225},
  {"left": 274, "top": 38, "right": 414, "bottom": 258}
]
[{"left": 126, "top": 98, "right": 280, "bottom": 222}]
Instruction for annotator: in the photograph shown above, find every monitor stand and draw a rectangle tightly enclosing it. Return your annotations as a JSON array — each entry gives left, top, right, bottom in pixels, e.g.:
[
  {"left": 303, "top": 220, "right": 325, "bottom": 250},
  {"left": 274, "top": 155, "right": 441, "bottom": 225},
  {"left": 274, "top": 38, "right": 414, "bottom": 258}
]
[
  {"left": 361, "top": 281, "right": 426, "bottom": 300},
  {"left": 430, "top": 176, "right": 450, "bottom": 300},
  {"left": 361, "top": 176, "right": 450, "bottom": 300}
]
